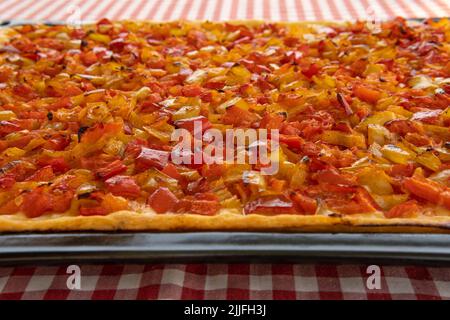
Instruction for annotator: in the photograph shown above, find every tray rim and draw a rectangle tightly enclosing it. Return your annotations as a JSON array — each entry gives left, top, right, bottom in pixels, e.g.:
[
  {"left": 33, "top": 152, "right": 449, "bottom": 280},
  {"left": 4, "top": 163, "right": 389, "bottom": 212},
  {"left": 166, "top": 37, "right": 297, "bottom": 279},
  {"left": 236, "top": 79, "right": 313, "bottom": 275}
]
[{"left": 1, "top": 232, "right": 450, "bottom": 265}]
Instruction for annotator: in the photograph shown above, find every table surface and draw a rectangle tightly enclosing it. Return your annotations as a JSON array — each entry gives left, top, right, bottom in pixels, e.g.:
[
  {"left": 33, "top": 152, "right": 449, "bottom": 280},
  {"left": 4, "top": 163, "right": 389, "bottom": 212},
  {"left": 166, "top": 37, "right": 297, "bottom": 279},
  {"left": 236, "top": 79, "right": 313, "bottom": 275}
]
[{"left": 0, "top": 0, "right": 449, "bottom": 300}]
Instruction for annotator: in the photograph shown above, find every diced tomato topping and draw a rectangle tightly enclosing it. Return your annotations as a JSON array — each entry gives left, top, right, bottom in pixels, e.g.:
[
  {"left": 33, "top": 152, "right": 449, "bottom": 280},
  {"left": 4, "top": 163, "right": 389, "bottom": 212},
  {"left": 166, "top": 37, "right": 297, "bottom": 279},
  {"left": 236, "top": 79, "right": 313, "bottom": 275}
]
[
  {"left": 6, "top": 135, "right": 33, "bottom": 149},
  {"left": 124, "top": 138, "right": 148, "bottom": 158},
  {"left": 326, "top": 188, "right": 378, "bottom": 214},
  {"left": 46, "top": 97, "right": 73, "bottom": 110},
  {"left": 404, "top": 133, "right": 432, "bottom": 147},
  {"left": 97, "top": 18, "right": 112, "bottom": 26},
  {"left": 334, "top": 122, "right": 352, "bottom": 133},
  {"left": 385, "top": 119, "right": 423, "bottom": 136},
  {"left": 80, "top": 51, "right": 98, "bottom": 66},
  {"left": 385, "top": 200, "right": 420, "bottom": 218},
  {"left": 404, "top": 176, "right": 441, "bottom": 203},
  {"left": 0, "top": 174, "right": 15, "bottom": 189},
  {"left": 95, "top": 160, "right": 127, "bottom": 180},
  {"left": 37, "top": 157, "right": 70, "bottom": 174},
  {"left": 43, "top": 134, "right": 70, "bottom": 151},
  {"left": 0, "top": 140, "right": 7, "bottom": 152},
  {"left": 147, "top": 187, "right": 179, "bottom": 213},
  {"left": 0, "top": 198, "right": 20, "bottom": 214},
  {"left": 0, "top": 68, "right": 12, "bottom": 82},
  {"left": 201, "top": 163, "right": 225, "bottom": 180},
  {"left": 403, "top": 176, "right": 450, "bottom": 209},
  {"left": 79, "top": 206, "right": 108, "bottom": 216},
  {"left": 162, "top": 163, "right": 183, "bottom": 180},
  {"left": 0, "top": 121, "right": 22, "bottom": 137},
  {"left": 65, "top": 85, "right": 84, "bottom": 97},
  {"left": 354, "top": 188, "right": 380, "bottom": 212},
  {"left": 281, "top": 123, "right": 300, "bottom": 137},
  {"left": 302, "top": 63, "right": 320, "bottom": 78},
  {"left": 205, "top": 79, "right": 225, "bottom": 90},
  {"left": 17, "top": 111, "right": 47, "bottom": 119},
  {"left": 278, "top": 93, "right": 303, "bottom": 107},
  {"left": 51, "top": 187, "right": 75, "bottom": 213},
  {"left": 278, "top": 134, "right": 304, "bottom": 149},
  {"left": 21, "top": 189, "right": 53, "bottom": 218},
  {"left": 80, "top": 123, "right": 122, "bottom": 144},
  {"left": 174, "top": 193, "right": 220, "bottom": 215},
  {"left": 222, "top": 106, "right": 259, "bottom": 127},
  {"left": 269, "top": 178, "right": 286, "bottom": 192},
  {"left": 259, "top": 112, "right": 285, "bottom": 130},
  {"left": 313, "top": 168, "right": 356, "bottom": 186},
  {"left": 190, "top": 199, "right": 220, "bottom": 215},
  {"left": 13, "top": 84, "right": 37, "bottom": 100},
  {"left": 353, "top": 85, "right": 382, "bottom": 104},
  {"left": 316, "top": 183, "right": 357, "bottom": 194},
  {"left": 109, "top": 38, "right": 126, "bottom": 51},
  {"left": 20, "top": 186, "right": 73, "bottom": 218},
  {"left": 291, "top": 192, "right": 317, "bottom": 214},
  {"left": 174, "top": 116, "right": 212, "bottom": 133},
  {"left": 181, "top": 85, "right": 203, "bottom": 97},
  {"left": 388, "top": 163, "right": 415, "bottom": 177},
  {"left": 105, "top": 175, "right": 141, "bottom": 199},
  {"left": 25, "top": 166, "right": 55, "bottom": 181},
  {"left": 136, "top": 147, "right": 170, "bottom": 171}
]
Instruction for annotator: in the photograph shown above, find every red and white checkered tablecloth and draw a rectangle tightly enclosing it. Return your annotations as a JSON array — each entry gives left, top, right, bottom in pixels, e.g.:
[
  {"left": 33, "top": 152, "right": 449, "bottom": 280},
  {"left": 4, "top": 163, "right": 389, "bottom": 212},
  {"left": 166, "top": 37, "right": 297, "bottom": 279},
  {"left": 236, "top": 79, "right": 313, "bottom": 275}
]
[
  {"left": 0, "top": 0, "right": 449, "bottom": 22},
  {"left": 0, "top": 264, "right": 449, "bottom": 300},
  {"left": 0, "top": 0, "right": 450, "bottom": 300}
]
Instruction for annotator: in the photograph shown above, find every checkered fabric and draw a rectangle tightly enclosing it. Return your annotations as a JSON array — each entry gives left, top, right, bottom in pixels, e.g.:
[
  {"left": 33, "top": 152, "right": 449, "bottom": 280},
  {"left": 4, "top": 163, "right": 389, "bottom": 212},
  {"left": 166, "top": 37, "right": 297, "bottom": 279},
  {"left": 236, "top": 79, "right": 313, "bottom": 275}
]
[
  {"left": 0, "top": 0, "right": 449, "bottom": 300},
  {"left": 0, "top": 0, "right": 448, "bottom": 22},
  {"left": 0, "top": 264, "right": 449, "bottom": 300}
]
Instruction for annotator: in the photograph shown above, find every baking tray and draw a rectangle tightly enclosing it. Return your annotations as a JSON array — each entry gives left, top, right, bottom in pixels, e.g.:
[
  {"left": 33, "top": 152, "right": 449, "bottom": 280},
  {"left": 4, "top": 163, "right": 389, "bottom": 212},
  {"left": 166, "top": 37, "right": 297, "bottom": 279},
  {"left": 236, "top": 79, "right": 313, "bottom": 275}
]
[
  {"left": 1, "top": 232, "right": 450, "bottom": 265},
  {"left": 0, "top": 18, "right": 449, "bottom": 266}
]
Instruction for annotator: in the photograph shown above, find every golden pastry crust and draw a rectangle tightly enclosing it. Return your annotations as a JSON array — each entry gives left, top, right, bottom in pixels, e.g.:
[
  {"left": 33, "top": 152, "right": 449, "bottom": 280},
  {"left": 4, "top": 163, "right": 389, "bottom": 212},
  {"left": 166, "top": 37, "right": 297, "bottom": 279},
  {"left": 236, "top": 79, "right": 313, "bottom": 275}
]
[
  {"left": 0, "top": 20, "right": 449, "bottom": 233},
  {"left": 0, "top": 210, "right": 450, "bottom": 233}
]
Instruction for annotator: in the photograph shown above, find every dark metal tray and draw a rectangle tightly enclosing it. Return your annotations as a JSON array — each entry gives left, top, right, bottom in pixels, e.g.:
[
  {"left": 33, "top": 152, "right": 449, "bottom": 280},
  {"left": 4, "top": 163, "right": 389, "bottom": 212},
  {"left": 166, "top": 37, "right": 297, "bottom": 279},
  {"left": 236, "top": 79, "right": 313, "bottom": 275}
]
[{"left": 0, "top": 232, "right": 450, "bottom": 265}]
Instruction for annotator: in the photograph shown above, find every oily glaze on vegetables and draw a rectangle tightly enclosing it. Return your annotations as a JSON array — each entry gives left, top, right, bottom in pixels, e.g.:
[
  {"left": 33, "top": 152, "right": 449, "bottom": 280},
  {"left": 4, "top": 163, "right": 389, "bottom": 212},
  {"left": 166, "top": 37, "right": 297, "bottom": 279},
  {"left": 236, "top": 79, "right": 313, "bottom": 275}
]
[{"left": 0, "top": 18, "right": 449, "bottom": 219}]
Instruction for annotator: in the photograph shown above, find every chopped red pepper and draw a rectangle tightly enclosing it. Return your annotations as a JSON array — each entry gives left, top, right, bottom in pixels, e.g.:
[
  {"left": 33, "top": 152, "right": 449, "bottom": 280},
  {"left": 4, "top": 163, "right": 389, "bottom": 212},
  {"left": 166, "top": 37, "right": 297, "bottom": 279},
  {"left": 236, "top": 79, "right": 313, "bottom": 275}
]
[
  {"left": 37, "top": 157, "right": 70, "bottom": 174},
  {"left": 147, "top": 187, "right": 179, "bottom": 214},
  {"left": 313, "top": 168, "right": 356, "bottom": 186},
  {"left": 105, "top": 175, "right": 141, "bottom": 199},
  {"left": 95, "top": 160, "right": 127, "bottom": 180},
  {"left": 222, "top": 106, "right": 259, "bottom": 127},
  {"left": 291, "top": 192, "right": 317, "bottom": 215},
  {"left": 79, "top": 206, "right": 108, "bottom": 216},
  {"left": 353, "top": 85, "right": 382, "bottom": 104},
  {"left": 174, "top": 116, "right": 212, "bottom": 133},
  {"left": 385, "top": 200, "right": 420, "bottom": 218},
  {"left": 136, "top": 147, "right": 170, "bottom": 171},
  {"left": 0, "top": 174, "right": 15, "bottom": 189},
  {"left": 302, "top": 63, "right": 320, "bottom": 78},
  {"left": 25, "top": 166, "right": 55, "bottom": 181}
]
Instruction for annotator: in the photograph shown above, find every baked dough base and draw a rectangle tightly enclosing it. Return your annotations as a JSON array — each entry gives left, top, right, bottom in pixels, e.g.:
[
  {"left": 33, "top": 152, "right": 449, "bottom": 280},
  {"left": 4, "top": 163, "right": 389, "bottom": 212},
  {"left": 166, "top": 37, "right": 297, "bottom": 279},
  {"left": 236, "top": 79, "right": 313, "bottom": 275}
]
[{"left": 0, "top": 211, "right": 449, "bottom": 233}]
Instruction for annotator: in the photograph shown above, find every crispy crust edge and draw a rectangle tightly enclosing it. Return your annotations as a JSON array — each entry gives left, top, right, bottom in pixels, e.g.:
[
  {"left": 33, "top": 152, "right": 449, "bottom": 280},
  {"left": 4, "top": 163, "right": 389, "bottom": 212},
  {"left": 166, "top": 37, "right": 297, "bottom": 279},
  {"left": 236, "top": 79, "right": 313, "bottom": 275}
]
[
  {"left": 0, "top": 20, "right": 449, "bottom": 233},
  {"left": 1, "top": 212, "right": 450, "bottom": 233}
]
